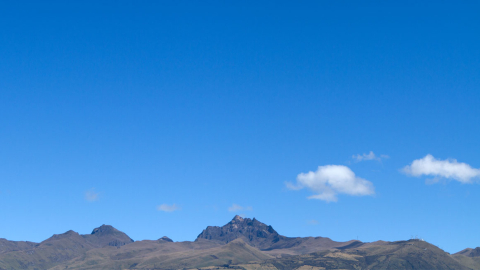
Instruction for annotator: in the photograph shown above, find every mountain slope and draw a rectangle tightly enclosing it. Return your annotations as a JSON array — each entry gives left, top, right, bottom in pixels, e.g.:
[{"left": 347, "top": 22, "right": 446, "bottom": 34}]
[
  {"left": 456, "top": 247, "right": 480, "bottom": 257},
  {"left": 0, "top": 239, "right": 36, "bottom": 254},
  {"left": 453, "top": 247, "right": 480, "bottom": 270}
]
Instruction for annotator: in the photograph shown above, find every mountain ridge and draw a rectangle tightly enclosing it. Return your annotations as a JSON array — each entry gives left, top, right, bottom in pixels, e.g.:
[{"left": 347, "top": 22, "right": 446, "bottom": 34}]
[
  {"left": 0, "top": 224, "right": 134, "bottom": 270},
  {"left": 0, "top": 216, "right": 479, "bottom": 270},
  {"left": 456, "top": 247, "right": 480, "bottom": 257}
]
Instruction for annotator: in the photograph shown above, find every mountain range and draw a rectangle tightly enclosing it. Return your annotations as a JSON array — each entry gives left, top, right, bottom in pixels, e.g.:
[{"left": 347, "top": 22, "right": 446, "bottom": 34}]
[{"left": 1, "top": 216, "right": 479, "bottom": 270}]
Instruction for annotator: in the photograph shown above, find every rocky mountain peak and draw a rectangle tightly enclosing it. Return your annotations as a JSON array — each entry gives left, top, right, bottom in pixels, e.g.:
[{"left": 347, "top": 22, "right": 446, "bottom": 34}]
[
  {"left": 86, "top": 225, "right": 134, "bottom": 247},
  {"left": 159, "top": 236, "right": 173, "bottom": 242},
  {"left": 232, "top": 215, "right": 244, "bottom": 222},
  {"left": 472, "top": 247, "right": 480, "bottom": 257},
  {"left": 91, "top": 224, "right": 116, "bottom": 235},
  {"left": 196, "top": 216, "right": 282, "bottom": 249}
]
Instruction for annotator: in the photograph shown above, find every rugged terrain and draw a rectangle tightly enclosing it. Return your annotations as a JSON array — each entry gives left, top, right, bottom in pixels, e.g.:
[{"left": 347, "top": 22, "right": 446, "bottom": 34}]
[
  {"left": 0, "top": 216, "right": 479, "bottom": 270},
  {"left": 196, "top": 215, "right": 359, "bottom": 255}
]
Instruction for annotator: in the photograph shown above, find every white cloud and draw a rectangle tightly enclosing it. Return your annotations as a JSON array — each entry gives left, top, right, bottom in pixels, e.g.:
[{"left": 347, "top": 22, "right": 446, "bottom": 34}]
[
  {"left": 286, "top": 165, "right": 375, "bottom": 202},
  {"left": 157, "top": 203, "right": 181, "bottom": 212},
  {"left": 85, "top": 189, "right": 99, "bottom": 202},
  {"left": 403, "top": 154, "right": 480, "bottom": 183},
  {"left": 352, "top": 151, "right": 389, "bottom": 162},
  {"left": 228, "top": 203, "right": 253, "bottom": 212}
]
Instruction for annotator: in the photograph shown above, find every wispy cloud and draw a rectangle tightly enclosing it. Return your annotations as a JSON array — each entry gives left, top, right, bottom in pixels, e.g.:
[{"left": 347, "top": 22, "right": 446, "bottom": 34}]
[
  {"left": 307, "top": 219, "right": 319, "bottom": 225},
  {"left": 352, "top": 151, "right": 389, "bottom": 162},
  {"left": 286, "top": 165, "right": 375, "bottom": 202},
  {"left": 228, "top": 203, "right": 253, "bottom": 212},
  {"left": 157, "top": 203, "right": 181, "bottom": 212},
  {"left": 85, "top": 189, "right": 99, "bottom": 202},
  {"left": 403, "top": 154, "right": 480, "bottom": 183}
]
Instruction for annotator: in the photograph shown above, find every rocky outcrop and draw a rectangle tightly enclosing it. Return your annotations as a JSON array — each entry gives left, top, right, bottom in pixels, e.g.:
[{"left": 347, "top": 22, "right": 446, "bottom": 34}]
[
  {"left": 85, "top": 224, "right": 134, "bottom": 247},
  {"left": 159, "top": 236, "right": 173, "bottom": 242}
]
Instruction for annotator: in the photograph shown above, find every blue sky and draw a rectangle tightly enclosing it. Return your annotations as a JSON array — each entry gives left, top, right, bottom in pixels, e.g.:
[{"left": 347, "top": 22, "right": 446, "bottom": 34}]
[{"left": 0, "top": 1, "right": 479, "bottom": 254}]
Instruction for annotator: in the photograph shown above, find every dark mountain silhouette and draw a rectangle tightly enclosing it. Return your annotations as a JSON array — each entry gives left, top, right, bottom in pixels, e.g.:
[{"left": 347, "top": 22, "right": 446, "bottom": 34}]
[
  {"left": 196, "top": 215, "right": 282, "bottom": 249},
  {"left": 0, "top": 217, "right": 479, "bottom": 270}
]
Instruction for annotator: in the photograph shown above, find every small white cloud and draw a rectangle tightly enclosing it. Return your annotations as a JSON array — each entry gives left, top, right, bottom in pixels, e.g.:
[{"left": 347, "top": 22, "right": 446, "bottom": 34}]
[
  {"left": 403, "top": 154, "right": 480, "bottom": 183},
  {"left": 85, "top": 189, "right": 99, "bottom": 202},
  {"left": 307, "top": 219, "right": 319, "bottom": 225},
  {"left": 228, "top": 203, "right": 253, "bottom": 212},
  {"left": 287, "top": 165, "right": 375, "bottom": 202},
  {"left": 352, "top": 151, "right": 389, "bottom": 162},
  {"left": 157, "top": 203, "right": 181, "bottom": 212}
]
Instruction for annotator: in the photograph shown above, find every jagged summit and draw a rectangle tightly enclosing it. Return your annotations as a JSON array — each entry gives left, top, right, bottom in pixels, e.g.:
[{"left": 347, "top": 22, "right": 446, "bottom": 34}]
[
  {"left": 232, "top": 215, "right": 244, "bottom": 222},
  {"left": 91, "top": 224, "right": 119, "bottom": 235},
  {"left": 195, "top": 216, "right": 363, "bottom": 254},
  {"left": 196, "top": 216, "right": 282, "bottom": 249}
]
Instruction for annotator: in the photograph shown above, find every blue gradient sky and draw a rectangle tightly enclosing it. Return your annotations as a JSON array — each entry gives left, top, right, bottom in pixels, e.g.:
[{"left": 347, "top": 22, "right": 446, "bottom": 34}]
[{"left": 1, "top": 1, "right": 479, "bottom": 253}]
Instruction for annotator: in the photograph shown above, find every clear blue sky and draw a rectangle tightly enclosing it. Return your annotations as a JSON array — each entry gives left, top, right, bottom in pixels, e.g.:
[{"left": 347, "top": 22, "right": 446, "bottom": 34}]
[{"left": 1, "top": 1, "right": 479, "bottom": 254}]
